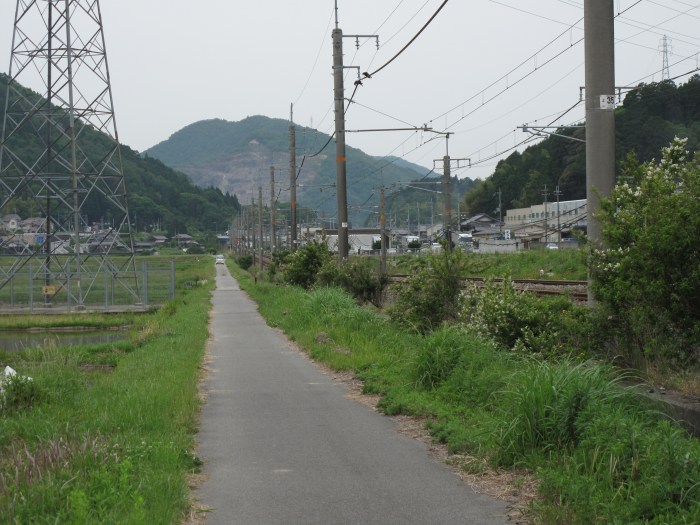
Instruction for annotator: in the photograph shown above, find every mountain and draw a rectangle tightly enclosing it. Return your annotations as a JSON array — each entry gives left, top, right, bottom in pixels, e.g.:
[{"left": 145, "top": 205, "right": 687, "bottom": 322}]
[
  {"left": 463, "top": 76, "right": 700, "bottom": 216},
  {"left": 144, "top": 116, "right": 447, "bottom": 225},
  {"left": 0, "top": 73, "right": 240, "bottom": 236}
]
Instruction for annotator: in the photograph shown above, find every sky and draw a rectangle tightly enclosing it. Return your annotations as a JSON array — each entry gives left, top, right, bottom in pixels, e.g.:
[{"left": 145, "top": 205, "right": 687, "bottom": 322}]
[{"left": 1, "top": 0, "right": 699, "bottom": 183}]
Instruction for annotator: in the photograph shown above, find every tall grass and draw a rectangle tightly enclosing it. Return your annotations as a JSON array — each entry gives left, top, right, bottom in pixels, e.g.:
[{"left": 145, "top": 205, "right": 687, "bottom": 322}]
[{"left": 0, "top": 257, "right": 212, "bottom": 524}]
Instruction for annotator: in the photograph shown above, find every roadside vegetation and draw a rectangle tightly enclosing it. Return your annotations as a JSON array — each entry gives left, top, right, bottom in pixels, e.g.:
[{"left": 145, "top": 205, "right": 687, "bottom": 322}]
[
  {"left": 392, "top": 246, "right": 587, "bottom": 281},
  {"left": 0, "top": 255, "right": 212, "bottom": 524},
  {"left": 232, "top": 140, "right": 700, "bottom": 523}
]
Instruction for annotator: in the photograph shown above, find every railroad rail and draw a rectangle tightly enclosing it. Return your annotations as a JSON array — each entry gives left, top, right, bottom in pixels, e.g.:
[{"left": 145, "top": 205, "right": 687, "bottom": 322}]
[
  {"left": 250, "top": 254, "right": 588, "bottom": 302},
  {"left": 389, "top": 275, "right": 588, "bottom": 302}
]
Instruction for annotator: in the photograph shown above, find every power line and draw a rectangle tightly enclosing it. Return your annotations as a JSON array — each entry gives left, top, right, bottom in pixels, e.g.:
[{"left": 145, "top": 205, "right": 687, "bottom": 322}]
[
  {"left": 429, "top": 14, "right": 584, "bottom": 124},
  {"left": 293, "top": 6, "right": 335, "bottom": 106},
  {"left": 364, "top": 0, "right": 450, "bottom": 78}
]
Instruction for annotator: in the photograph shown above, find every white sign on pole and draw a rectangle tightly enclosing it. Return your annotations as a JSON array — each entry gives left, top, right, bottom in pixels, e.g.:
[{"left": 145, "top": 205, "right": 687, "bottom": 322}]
[{"left": 600, "top": 95, "right": 616, "bottom": 110}]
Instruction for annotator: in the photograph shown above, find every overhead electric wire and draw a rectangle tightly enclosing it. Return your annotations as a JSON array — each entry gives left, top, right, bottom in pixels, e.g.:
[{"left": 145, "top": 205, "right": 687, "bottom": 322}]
[
  {"left": 429, "top": 14, "right": 584, "bottom": 124},
  {"left": 364, "top": 0, "right": 450, "bottom": 78},
  {"left": 344, "top": 98, "right": 418, "bottom": 128},
  {"left": 376, "top": 0, "right": 431, "bottom": 49},
  {"left": 467, "top": 100, "right": 584, "bottom": 168},
  {"left": 330, "top": 0, "right": 690, "bottom": 221},
  {"left": 293, "top": 6, "right": 335, "bottom": 106},
  {"left": 488, "top": 0, "right": 580, "bottom": 27}
]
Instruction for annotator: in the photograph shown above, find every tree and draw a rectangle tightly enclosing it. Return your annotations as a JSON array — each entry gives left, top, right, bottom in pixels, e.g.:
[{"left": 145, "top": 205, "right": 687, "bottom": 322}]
[{"left": 590, "top": 138, "right": 700, "bottom": 364}]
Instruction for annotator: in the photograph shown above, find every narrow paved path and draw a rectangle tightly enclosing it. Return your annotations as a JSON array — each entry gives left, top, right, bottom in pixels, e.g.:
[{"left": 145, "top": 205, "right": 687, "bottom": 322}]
[{"left": 196, "top": 264, "right": 509, "bottom": 524}]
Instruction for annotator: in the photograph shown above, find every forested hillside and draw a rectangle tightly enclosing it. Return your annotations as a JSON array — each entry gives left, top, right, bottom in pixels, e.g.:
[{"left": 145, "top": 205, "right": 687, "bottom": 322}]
[
  {"left": 0, "top": 73, "right": 240, "bottom": 236},
  {"left": 463, "top": 77, "right": 700, "bottom": 215},
  {"left": 145, "top": 116, "right": 438, "bottom": 225}
]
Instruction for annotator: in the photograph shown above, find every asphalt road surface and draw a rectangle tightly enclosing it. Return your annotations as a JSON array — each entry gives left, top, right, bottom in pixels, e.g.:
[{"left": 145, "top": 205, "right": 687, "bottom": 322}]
[{"left": 196, "top": 264, "right": 509, "bottom": 524}]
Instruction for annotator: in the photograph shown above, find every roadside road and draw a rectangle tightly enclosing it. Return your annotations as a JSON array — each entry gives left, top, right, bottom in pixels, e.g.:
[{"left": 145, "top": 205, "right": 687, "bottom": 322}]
[{"left": 195, "top": 264, "right": 509, "bottom": 524}]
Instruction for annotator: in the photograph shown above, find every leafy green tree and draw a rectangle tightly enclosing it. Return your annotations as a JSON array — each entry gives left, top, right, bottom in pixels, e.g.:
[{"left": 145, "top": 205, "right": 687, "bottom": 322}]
[
  {"left": 283, "top": 240, "right": 332, "bottom": 289},
  {"left": 590, "top": 138, "right": 700, "bottom": 364}
]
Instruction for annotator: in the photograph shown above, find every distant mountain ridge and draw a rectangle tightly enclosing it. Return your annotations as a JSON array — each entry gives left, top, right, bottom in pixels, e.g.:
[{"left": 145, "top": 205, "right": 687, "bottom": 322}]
[
  {"left": 0, "top": 73, "right": 239, "bottom": 236},
  {"left": 145, "top": 116, "right": 435, "bottom": 224}
]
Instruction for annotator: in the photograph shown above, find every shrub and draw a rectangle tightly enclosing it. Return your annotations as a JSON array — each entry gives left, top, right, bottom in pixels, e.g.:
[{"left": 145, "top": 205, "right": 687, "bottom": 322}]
[
  {"left": 0, "top": 372, "right": 38, "bottom": 414},
  {"left": 389, "top": 245, "right": 466, "bottom": 333},
  {"left": 460, "top": 277, "right": 593, "bottom": 356},
  {"left": 236, "top": 255, "right": 253, "bottom": 271},
  {"left": 590, "top": 138, "right": 700, "bottom": 365},
  {"left": 283, "top": 240, "right": 332, "bottom": 289},
  {"left": 318, "top": 258, "right": 388, "bottom": 307}
]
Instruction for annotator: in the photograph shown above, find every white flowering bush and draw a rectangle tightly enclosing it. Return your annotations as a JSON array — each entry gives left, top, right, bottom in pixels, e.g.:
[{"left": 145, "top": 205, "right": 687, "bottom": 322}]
[
  {"left": 460, "top": 278, "right": 591, "bottom": 356},
  {"left": 590, "top": 138, "right": 700, "bottom": 363}
]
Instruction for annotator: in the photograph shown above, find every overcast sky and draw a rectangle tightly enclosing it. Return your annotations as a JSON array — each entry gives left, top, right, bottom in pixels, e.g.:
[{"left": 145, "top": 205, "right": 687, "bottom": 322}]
[{"left": 1, "top": 0, "right": 699, "bottom": 182}]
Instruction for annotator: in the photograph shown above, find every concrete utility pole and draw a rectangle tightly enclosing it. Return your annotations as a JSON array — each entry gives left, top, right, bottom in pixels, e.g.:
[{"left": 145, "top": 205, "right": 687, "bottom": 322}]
[
  {"left": 443, "top": 153, "right": 452, "bottom": 249},
  {"left": 289, "top": 104, "right": 298, "bottom": 251},
  {"left": 332, "top": 27, "right": 349, "bottom": 261},
  {"left": 496, "top": 187, "right": 502, "bottom": 237},
  {"left": 584, "top": 0, "right": 616, "bottom": 249},
  {"left": 585, "top": 0, "right": 615, "bottom": 304},
  {"left": 258, "top": 186, "right": 264, "bottom": 272},
  {"left": 555, "top": 185, "right": 563, "bottom": 247},
  {"left": 542, "top": 185, "right": 550, "bottom": 242},
  {"left": 270, "top": 166, "right": 276, "bottom": 252}
]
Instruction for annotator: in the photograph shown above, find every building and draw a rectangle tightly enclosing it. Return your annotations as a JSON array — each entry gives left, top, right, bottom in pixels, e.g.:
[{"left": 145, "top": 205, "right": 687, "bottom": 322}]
[{"left": 504, "top": 199, "right": 587, "bottom": 242}]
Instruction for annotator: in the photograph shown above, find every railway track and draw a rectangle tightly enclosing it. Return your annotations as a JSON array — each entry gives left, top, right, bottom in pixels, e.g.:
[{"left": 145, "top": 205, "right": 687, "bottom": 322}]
[
  {"left": 252, "top": 255, "right": 588, "bottom": 302},
  {"left": 389, "top": 275, "right": 589, "bottom": 302}
]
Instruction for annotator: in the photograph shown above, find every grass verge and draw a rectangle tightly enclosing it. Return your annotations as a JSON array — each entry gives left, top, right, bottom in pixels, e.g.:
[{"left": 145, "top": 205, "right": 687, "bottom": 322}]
[
  {"left": 0, "top": 256, "right": 212, "bottom": 524},
  {"left": 232, "top": 264, "right": 700, "bottom": 524}
]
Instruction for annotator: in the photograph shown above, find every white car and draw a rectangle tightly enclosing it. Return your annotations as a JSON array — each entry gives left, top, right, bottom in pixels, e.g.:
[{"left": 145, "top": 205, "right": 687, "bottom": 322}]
[
  {"left": 215, "top": 254, "right": 225, "bottom": 264},
  {"left": 546, "top": 243, "right": 559, "bottom": 250}
]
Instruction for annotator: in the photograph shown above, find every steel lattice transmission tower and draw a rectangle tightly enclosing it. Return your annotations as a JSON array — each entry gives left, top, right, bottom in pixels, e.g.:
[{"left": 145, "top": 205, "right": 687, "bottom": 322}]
[
  {"left": 0, "top": 0, "right": 139, "bottom": 308},
  {"left": 660, "top": 35, "right": 672, "bottom": 81}
]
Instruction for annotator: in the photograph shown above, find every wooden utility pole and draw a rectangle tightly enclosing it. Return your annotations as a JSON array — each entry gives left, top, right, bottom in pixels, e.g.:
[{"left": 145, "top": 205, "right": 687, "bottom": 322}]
[
  {"left": 380, "top": 185, "right": 387, "bottom": 275},
  {"left": 332, "top": 27, "right": 349, "bottom": 261},
  {"left": 270, "top": 166, "right": 276, "bottom": 252},
  {"left": 290, "top": 104, "right": 298, "bottom": 251},
  {"left": 258, "top": 186, "right": 264, "bottom": 272},
  {"left": 443, "top": 153, "right": 452, "bottom": 249}
]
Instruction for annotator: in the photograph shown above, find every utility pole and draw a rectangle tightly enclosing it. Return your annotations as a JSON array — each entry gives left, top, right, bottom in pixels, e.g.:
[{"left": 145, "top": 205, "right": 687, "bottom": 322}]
[
  {"left": 289, "top": 104, "right": 298, "bottom": 251},
  {"left": 555, "top": 185, "right": 563, "bottom": 247},
  {"left": 584, "top": 0, "right": 615, "bottom": 249},
  {"left": 332, "top": 27, "right": 349, "bottom": 261},
  {"left": 270, "top": 166, "right": 276, "bottom": 252},
  {"left": 433, "top": 133, "right": 469, "bottom": 251},
  {"left": 332, "top": 6, "right": 379, "bottom": 262},
  {"left": 380, "top": 185, "right": 387, "bottom": 275},
  {"left": 585, "top": 0, "right": 615, "bottom": 303},
  {"left": 443, "top": 153, "right": 452, "bottom": 249},
  {"left": 250, "top": 196, "right": 256, "bottom": 263},
  {"left": 258, "top": 186, "right": 264, "bottom": 272},
  {"left": 542, "top": 185, "right": 549, "bottom": 242},
  {"left": 497, "top": 187, "right": 503, "bottom": 237}
]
